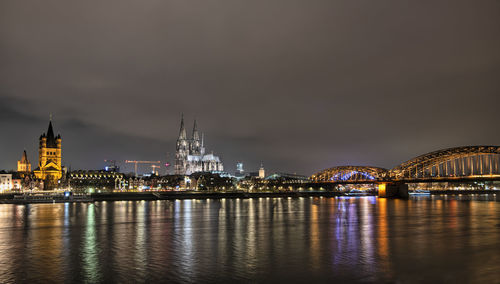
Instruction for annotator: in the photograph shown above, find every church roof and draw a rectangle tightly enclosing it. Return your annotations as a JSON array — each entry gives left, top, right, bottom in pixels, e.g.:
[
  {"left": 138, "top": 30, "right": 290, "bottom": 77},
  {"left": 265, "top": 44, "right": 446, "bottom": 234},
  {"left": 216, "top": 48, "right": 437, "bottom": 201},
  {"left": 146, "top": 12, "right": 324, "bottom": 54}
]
[
  {"left": 41, "top": 120, "right": 60, "bottom": 148},
  {"left": 20, "top": 150, "right": 29, "bottom": 163},
  {"left": 186, "top": 153, "right": 221, "bottom": 163},
  {"left": 202, "top": 154, "right": 221, "bottom": 162},
  {"left": 43, "top": 166, "right": 60, "bottom": 171},
  {"left": 46, "top": 121, "right": 58, "bottom": 147}
]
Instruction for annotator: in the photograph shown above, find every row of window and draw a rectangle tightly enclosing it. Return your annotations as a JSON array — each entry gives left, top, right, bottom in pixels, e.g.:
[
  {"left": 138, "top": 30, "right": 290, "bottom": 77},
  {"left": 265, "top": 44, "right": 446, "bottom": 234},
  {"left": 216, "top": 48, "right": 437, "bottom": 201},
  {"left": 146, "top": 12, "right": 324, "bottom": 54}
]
[{"left": 70, "top": 175, "right": 121, "bottom": 178}]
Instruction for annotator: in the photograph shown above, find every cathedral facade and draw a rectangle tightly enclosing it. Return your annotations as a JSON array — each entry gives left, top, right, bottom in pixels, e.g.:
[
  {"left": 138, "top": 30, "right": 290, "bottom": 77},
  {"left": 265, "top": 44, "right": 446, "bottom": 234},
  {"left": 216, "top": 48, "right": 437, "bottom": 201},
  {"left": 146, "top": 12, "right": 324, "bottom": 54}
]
[
  {"left": 34, "top": 120, "right": 62, "bottom": 189},
  {"left": 175, "top": 116, "right": 224, "bottom": 175}
]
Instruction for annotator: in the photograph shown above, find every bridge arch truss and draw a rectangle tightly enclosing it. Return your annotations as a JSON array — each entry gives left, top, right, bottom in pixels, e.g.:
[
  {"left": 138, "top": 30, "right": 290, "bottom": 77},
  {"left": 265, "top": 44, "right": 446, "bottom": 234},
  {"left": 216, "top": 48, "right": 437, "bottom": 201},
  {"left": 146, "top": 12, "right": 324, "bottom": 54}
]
[
  {"left": 390, "top": 146, "right": 500, "bottom": 180},
  {"left": 311, "top": 166, "right": 388, "bottom": 183}
]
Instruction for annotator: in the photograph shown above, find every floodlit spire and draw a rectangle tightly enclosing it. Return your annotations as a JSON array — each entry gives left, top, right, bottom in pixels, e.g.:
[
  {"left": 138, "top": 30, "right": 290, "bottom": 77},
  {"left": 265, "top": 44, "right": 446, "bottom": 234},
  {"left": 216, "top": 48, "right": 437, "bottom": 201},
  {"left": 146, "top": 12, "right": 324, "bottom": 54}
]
[
  {"left": 178, "top": 114, "right": 187, "bottom": 140},
  {"left": 199, "top": 132, "right": 206, "bottom": 155},
  {"left": 192, "top": 119, "right": 200, "bottom": 141},
  {"left": 46, "top": 120, "right": 57, "bottom": 147},
  {"left": 21, "top": 150, "right": 29, "bottom": 163},
  {"left": 47, "top": 121, "right": 54, "bottom": 138}
]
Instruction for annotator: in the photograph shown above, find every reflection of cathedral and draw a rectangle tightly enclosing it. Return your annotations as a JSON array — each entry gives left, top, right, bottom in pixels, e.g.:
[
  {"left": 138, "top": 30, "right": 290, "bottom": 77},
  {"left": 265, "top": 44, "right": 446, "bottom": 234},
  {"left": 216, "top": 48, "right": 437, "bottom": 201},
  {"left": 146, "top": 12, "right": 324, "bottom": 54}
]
[{"left": 175, "top": 116, "right": 223, "bottom": 175}]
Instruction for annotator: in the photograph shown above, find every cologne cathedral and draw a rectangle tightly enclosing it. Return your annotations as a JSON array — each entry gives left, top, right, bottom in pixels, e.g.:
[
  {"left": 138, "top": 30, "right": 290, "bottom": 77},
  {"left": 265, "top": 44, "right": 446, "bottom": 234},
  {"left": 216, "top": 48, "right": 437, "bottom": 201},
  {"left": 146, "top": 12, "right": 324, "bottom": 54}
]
[{"left": 175, "top": 116, "right": 224, "bottom": 175}]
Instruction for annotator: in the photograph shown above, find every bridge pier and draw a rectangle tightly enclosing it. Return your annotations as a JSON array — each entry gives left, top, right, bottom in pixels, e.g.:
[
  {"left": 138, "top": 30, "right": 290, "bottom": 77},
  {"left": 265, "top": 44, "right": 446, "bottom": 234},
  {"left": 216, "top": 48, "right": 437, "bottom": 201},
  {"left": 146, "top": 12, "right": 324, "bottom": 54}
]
[{"left": 378, "top": 183, "right": 408, "bottom": 198}]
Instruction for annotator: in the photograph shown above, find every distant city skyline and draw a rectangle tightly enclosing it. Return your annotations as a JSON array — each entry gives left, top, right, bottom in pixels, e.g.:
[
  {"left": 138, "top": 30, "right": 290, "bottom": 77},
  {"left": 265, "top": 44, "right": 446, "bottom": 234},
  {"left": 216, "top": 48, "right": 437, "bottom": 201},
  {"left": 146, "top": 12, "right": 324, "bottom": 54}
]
[{"left": 1, "top": 1, "right": 499, "bottom": 175}]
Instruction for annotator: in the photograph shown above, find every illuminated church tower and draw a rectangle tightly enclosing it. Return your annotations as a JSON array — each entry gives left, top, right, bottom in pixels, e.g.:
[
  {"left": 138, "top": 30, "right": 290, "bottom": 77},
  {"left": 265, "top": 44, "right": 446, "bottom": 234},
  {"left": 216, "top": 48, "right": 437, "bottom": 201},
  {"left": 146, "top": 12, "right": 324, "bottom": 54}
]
[
  {"left": 34, "top": 120, "right": 62, "bottom": 189},
  {"left": 190, "top": 120, "right": 202, "bottom": 155},
  {"left": 175, "top": 115, "right": 189, "bottom": 175},
  {"left": 17, "top": 150, "right": 31, "bottom": 173}
]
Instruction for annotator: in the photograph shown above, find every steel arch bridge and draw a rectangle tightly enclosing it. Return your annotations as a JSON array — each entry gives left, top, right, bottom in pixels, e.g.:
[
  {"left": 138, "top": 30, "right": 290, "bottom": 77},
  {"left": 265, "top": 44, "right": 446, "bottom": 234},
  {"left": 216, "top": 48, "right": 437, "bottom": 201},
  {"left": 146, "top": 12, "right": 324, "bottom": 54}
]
[
  {"left": 389, "top": 145, "right": 500, "bottom": 180},
  {"left": 311, "top": 146, "right": 500, "bottom": 183},
  {"left": 311, "top": 166, "right": 389, "bottom": 183}
]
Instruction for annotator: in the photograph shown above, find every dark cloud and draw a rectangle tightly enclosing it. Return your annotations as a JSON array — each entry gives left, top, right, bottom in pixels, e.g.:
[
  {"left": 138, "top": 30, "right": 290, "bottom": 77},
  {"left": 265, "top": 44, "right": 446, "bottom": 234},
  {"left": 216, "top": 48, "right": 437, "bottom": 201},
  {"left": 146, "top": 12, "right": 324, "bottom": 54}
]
[
  {"left": 1, "top": 0, "right": 499, "bottom": 175},
  {"left": 0, "top": 95, "right": 170, "bottom": 173}
]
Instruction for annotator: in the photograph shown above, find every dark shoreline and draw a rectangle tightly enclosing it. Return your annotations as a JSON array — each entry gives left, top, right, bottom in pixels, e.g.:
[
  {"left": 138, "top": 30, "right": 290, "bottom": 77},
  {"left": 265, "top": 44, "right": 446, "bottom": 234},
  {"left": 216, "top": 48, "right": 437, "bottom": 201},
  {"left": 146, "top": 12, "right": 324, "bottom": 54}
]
[{"left": 0, "top": 190, "right": 498, "bottom": 204}]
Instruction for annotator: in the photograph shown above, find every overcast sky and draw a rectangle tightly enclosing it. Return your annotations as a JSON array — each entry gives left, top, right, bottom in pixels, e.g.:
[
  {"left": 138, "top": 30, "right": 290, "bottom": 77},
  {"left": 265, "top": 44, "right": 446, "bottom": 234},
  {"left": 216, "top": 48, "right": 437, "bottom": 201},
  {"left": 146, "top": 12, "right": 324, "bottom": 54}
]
[{"left": 1, "top": 0, "right": 499, "bottom": 175}]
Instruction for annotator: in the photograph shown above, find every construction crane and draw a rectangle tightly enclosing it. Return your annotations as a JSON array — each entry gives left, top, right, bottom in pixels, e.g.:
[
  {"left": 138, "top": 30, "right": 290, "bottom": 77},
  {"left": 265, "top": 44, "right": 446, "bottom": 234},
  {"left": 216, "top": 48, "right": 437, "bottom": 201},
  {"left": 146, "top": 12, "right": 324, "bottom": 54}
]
[{"left": 125, "top": 160, "right": 161, "bottom": 176}]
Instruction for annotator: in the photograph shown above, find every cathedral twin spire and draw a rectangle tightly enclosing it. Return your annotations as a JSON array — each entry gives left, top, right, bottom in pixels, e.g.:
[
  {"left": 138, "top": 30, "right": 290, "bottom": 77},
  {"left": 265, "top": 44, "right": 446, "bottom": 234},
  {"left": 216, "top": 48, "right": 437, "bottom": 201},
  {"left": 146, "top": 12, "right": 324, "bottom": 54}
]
[
  {"left": 178, "top": 114, "right": 187, "bottom": 140},
  {"left": 192, "top": 119, "right": 200, "bottom": 141},
  {"left": 177, "top": 114, "right": 202, "bottom": 147},
  {"left": 175, "top": 114, "right": 222, "bottom": 175}
]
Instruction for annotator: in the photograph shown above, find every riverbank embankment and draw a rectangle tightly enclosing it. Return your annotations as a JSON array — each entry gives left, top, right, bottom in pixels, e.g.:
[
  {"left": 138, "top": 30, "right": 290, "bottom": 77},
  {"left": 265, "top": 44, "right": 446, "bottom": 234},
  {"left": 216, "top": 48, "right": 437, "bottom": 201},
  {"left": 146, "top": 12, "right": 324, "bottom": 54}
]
[
  {"left": 0, "top": 191, "right": 347, "bottom": 204},
  {"left": 0, "top": 190, "right": 498, "bottom": 204}
]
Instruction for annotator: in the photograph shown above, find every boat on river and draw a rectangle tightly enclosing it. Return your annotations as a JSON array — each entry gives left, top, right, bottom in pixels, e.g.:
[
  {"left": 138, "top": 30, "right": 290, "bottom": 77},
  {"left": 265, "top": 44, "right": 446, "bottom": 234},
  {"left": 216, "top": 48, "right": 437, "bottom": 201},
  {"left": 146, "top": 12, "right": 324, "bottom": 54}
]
[
  {"left": 11, "top": 192, "right": 93, "bottom": 203},
  {"left": 409, "top": 189, "right": 431, "bottom": 196},
  {"left": 344, "top": 189, "right": 371, "bottom": 196}
]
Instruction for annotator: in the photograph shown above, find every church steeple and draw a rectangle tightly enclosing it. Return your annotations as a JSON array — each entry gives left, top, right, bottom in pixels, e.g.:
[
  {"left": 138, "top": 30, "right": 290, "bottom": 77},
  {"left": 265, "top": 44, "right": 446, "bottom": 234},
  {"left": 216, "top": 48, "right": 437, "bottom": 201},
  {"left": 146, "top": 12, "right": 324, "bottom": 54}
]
[
  {"left": 17, "top": 150, "right": 31, "bottom": 173},
  {"left": 259, "top": 163, "right": 265, "bottom": 179},
  {"left": 21, "top": 150, "right": 29, "bottom": 163},
  {"left": 175, "top": 114, "right": 189, "bottom": 175},
  {"left": 192, "top": 119, "right": 200, "bottom": 141},
  {"left": 46, "top": 120, "right": 58, "bottom": 148},
  {"left": 200, "top": 132, "right": 205, "bottom": 155},
  {"left": 178, "top": 114, "right": 187, "bottom": 140},
  {"left": 190, "top": 119, "right": 201, "bottom": 155}
]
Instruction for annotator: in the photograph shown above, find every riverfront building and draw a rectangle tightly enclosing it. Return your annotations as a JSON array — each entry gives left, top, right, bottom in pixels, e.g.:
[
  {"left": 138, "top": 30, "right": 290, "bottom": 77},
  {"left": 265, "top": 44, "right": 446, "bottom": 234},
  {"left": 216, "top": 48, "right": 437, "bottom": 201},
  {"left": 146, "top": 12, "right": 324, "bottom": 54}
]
[
  {"left": 0, "top": 173, "right": 12, "bottom": 192},
  {"left": 68, "top": 170, "right": 125, "bottom": 192}
]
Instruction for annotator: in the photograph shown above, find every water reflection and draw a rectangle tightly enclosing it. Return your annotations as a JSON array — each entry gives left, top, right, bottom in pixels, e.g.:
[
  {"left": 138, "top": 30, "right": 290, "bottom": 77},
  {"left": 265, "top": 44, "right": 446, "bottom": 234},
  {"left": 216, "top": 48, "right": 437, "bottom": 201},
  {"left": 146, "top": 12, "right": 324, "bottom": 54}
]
[
  {"left": 0, "top": 196, "right": 499, "bottom": 282},
  {"left": 83, "top": 203, "right": 99, "bottom": 283},
  {"left": 376, "top": 198, "right": 391, "bottom": 279}
]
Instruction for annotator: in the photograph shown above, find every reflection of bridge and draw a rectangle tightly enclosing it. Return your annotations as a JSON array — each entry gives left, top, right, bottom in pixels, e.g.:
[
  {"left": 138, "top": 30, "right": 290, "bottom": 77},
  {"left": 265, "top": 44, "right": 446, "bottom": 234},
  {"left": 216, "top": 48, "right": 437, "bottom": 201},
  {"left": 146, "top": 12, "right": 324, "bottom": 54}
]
[{"left": 311, "top": 146, "right": 500, "bottom": 184}]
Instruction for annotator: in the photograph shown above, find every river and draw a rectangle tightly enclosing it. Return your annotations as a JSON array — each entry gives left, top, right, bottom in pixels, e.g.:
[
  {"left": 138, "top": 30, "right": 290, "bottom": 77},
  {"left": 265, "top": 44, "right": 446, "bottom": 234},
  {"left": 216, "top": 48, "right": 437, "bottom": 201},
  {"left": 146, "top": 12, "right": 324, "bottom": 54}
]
[{"left": 0, "top": 195, "right": 499, "bottom": 283}]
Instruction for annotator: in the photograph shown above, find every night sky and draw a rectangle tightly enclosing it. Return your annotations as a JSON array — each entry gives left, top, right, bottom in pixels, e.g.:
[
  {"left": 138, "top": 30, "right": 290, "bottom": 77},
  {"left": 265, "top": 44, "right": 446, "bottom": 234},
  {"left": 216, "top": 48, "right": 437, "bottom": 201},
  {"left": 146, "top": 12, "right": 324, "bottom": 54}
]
[{"left": 1, "top": 1, "right": 499, "bottom": 175}]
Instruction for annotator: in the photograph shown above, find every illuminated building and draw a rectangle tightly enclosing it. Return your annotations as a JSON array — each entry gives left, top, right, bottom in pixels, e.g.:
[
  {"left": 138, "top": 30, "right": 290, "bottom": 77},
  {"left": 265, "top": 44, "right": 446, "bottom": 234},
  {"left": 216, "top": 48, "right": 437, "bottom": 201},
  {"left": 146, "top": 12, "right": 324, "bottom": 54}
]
[
  {"left": 17, "top": 150, "right": 31, "bottom": 173},
  {"left": 155, "top": 175, "right": 183, "bottom": 189},
  {"left": 10, "top": 172, "right": 23, "bottom": 190},
  {"left": 235, "top": 162, "right": 245, "bottom": 178},
  {"left": 0, "top": 173, "right": 12, "bottom": 191},
  {"left": 33, "top": 120, "right": 62, "bottom": 189},
  {"left": 12, "top": 178, "right": 22, "bottom": 190},
  {"left": 128, "top": 177, "right": 144, "bottom": 190},
  {"left": 236, "top": 162, "right": 244, "bottom": 173},
  {"left": 175, "top": 116, "right": 224, "bottom": 175},
  {"left": 259, "top": 164, "right": 265, "bottom": 179},
  {"left": 68, "top": 170, "right": 125, "bottom": 192},
  {"left": 191, "top": 172, "right": 235, "bottom": 191}
]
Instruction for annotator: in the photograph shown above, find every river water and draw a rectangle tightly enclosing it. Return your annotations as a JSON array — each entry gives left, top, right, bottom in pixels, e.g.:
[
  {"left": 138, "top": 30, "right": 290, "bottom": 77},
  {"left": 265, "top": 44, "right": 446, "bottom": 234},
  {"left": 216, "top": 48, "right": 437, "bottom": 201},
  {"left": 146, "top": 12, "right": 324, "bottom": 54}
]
[{"left": 0, "top": 195, "right": 499, "bottom": 283}]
